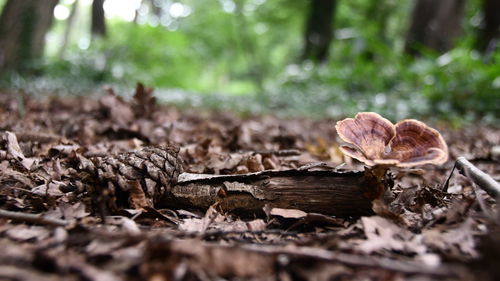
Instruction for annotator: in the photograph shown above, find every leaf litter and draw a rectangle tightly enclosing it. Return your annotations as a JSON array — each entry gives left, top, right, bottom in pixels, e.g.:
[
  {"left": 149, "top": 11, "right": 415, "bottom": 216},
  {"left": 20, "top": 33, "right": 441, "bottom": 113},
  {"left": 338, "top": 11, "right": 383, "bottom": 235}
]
[{"left": 0, "top": 86, "right": 499, "bottom": 281}]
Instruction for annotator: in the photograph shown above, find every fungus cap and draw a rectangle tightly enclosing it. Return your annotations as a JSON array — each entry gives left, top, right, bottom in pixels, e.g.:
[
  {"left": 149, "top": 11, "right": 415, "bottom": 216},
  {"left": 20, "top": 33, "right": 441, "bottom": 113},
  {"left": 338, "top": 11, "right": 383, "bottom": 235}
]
[{"left": 335, "top": 112, "right": 448, "bottom": 167}]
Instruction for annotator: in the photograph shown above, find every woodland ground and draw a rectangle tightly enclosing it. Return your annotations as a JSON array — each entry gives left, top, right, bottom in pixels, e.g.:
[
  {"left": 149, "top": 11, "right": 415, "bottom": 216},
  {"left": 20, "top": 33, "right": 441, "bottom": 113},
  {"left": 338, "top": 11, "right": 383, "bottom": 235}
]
[{"left": 0, "top": 87, "right": 499, "bottom": 281}]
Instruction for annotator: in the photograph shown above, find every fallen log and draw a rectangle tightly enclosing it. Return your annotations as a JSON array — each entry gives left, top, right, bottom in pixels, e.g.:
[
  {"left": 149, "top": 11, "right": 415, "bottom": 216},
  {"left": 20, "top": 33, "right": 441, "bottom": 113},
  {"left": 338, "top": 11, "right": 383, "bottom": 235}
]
[
  {"left": 164, "top": 169, "right": 381, "bottom": 217},
  {"left": 80, "top": 146, "right": 385, "bottom": 217}
]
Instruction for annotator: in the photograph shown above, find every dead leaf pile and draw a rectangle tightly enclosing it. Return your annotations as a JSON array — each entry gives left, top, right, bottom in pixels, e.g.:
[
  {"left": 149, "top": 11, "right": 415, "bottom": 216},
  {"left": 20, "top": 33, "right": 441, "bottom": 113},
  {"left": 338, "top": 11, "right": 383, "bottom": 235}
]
[{"left": 0, "top": 88, "right": 499, "bottom": 280}]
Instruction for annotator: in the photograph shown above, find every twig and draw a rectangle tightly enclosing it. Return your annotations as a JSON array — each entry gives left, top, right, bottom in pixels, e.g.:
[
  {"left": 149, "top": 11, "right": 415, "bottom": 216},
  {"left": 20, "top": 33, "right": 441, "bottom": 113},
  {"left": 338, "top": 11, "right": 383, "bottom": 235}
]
[
  {"left": 0, "top": 209, "right": 69, "bottom": 227},
  {"left": 0, "top": 266, "right": 59, "bottom": 281},
  {"left": 455, "top": 157, "right": 500, "bottom": 199},
  {"left": 13, "top": 131, "right": 63, "bottom": 143},
  {"left": 173, "top": 240, "right": 461, "bottom": 277},
  {"left": 470, "top": 179, "right": 496, "bottom": 220},
  {"left": 240, "top": 244, "right": 459, "bottom": 276},
  {"left": 250, "top": 149, "right": 302, "bottom": 157},
  {"left": 441, "top": 163, "right": 456, "bottom": 192}
]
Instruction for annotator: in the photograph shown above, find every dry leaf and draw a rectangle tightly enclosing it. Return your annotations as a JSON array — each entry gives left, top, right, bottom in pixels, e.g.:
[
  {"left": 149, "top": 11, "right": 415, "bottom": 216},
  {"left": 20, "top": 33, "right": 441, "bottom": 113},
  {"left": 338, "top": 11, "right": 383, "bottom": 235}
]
[
  {"left": 358, "top": 216, "right": 426, "bottom": 255},
  {"left": 31, "top": 181, "right": 66, "bottom": 197},
  {"left": 3, "top": 131, "right": 37, "bottom": 170},
  {"left": 270, "top": 207, "right": 308, "bottom": 219},
  {"left": 423, "top": 218, "right": 478, "bottom": 258}
]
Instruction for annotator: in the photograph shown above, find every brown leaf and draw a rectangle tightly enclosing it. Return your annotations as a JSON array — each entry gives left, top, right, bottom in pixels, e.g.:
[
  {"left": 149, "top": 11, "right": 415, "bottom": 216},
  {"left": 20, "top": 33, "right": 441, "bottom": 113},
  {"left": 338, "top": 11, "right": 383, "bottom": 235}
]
[
  {"left": 179, "top": 206, "right": 266, "bottom": 233},
  {"left": 5, "top": 225, "right": 50, "bottom": 241},
  {"left": 132, "top": 82, "right": 156, "bottom": 118},
  {"left": 31, "top": 181, "right": 66, "bottom": 197},
  {"left": 44, "top": 202, "right": 90, "bottom": 221},
  {"left": 48, "top": 144, "right": 80, "bottom": 157},
  {"left": 358, "top": 216, "right": 427, "bottom": 255},
  {"left": 270, "top": 207, "right": 308, "bottom": 219},
  {"left": 126, "top": 179, "right": 152, "bottom": 209},
  {"left": 423, "top": 218, "right": 478, "bottom": 258},
  {"left": 99, "top": 90, "right": 134, "bottom": 126},
  {"left": 171, "top": 239, "right": 275, "bottom": 278},
  {"left": 0, "top": 161, "right": 35, "bottom": 187},
  {"left": 105, "top": 216, "right": 141, "bottom": 234},
  {"left": 3, "top": 131, "right": 37, "bottom": 170}
]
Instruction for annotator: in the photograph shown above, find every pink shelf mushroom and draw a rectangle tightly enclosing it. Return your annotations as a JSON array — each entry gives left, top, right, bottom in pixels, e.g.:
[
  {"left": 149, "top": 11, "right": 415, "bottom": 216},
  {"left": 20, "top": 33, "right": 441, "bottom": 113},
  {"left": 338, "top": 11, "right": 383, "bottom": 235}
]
[
  {"left": 335, "top": 112, "right": 449, "bottom": 201},
  {"left": 335, "top": 112, "right": 448, "bottom": 168}
]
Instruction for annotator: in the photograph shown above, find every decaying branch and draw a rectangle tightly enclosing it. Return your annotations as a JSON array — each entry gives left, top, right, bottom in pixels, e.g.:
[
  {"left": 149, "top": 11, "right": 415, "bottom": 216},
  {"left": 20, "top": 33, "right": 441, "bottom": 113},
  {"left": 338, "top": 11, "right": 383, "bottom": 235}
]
[
  {"left": 456, "top": 157, "right": 500, "bottom": 199},
  {"left": 166, "top": 169, "right": 381, "bottom": 217},
  {"left": 81, "top": 146, "right": 385, "bottom": 217}
]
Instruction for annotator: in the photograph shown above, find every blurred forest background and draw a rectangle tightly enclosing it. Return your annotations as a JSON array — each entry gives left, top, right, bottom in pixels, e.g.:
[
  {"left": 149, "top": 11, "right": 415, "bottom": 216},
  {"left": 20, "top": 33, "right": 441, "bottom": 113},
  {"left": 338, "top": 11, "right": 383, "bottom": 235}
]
[{"left": 0, "top": 0, "right": 498, "bottom": 123}]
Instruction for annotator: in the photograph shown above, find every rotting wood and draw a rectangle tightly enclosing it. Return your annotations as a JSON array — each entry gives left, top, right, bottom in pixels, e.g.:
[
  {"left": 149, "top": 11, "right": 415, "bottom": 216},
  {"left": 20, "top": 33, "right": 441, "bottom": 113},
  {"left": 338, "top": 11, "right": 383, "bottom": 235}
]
[
  {"left": 164, "top": 169, "right": 381, "bottom": 217},
  {"left": 82, "top": 146, "right": 384, "bottom": 217}
]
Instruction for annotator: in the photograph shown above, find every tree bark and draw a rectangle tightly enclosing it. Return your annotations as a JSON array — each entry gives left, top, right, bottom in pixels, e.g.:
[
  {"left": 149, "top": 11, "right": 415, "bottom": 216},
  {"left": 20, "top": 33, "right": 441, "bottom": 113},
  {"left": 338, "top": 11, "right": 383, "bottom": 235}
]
[
  {"left": 360, "top": 0, "right": 396, "bottom": 61},
  {"left": 148, "top": 0, "right": 162, "bottom": 18},
  {"left": 59, "top": 0, "right": 79, "bottom": 58},
  {"left": 91, "top": 0, "right": 106, "bottom": 38},
  {"left": 404, "top": 0, "right": 466, "bottom": 56},
  {"left": 0, "top": 0, "right": 59, "bottom": 73},
  {"left": 302, "top": 0, "right": 337, "bottom": 62},
  {"left": 163, "top": 169, "right": 380, "bottom": 217},
  {"left": 475, "top": 0, "right": 500, "bottom": 56}
]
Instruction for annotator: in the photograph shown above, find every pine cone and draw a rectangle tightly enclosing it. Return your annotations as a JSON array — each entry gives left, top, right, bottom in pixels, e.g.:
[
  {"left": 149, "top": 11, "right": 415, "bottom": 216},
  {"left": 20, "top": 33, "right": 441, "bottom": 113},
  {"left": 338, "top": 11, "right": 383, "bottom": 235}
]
[{"left": 81, "top": 146, "right": 183, "bottom": 211}]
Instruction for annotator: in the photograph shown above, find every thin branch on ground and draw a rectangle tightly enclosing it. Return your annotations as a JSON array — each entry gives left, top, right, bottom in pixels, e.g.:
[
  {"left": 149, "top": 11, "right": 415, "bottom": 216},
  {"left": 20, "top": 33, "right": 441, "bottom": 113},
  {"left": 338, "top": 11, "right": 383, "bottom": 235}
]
[
  {"left": 0, "top": 209, "right": 69, "bottom": 227},
  {"left": 456, "top": 157, "right": 500, "bottom": 199},
  {"left": 233, "top": 243, "right": 463, "bottom": 276}
]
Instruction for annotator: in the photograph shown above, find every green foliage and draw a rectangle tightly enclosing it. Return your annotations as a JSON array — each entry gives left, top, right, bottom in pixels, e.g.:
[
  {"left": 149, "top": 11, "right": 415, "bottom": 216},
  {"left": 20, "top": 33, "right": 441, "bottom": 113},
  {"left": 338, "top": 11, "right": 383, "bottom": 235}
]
[
  {"left": 275, "top": 47, "right": 499, "bottom": 123},
  {"left": 41, "top": 0, "right": 306, "bottom": 96},
  {"left": 268, "top": 0, "right": 499, "bottom": 123},
  {"left": 416, "top": 50, "right": 500, "bottom": 119},
  {"left": 1, "top": 0, "right": 498, "bottom": 124}
]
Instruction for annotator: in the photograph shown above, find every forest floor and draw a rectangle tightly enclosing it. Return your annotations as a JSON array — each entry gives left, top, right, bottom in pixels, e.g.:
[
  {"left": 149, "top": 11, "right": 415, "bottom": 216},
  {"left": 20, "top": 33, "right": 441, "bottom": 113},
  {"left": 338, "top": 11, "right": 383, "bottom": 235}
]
[{"left": 0, "top": 86, "right": 499, "bottom": 281}]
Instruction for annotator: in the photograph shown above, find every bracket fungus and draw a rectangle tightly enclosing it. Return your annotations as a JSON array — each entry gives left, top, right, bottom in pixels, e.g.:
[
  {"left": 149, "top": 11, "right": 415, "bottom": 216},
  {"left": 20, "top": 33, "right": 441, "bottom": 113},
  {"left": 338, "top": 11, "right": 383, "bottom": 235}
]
[
  {"left": 335, "top": 112, "right": 449, "bottom": 199},
  {"left": 335, "top": 112, "right": 448, "bottom": 168}
]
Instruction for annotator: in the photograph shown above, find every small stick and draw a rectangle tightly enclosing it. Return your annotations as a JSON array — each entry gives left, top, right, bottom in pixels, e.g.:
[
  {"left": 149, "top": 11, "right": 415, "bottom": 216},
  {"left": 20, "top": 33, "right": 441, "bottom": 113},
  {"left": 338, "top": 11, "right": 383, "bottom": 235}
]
[
  {"left": 245, "top": 244, "right": 457, "bottom": 276},
  {"left": 0, "top": 209, "right": 69, "bottom": 227},
  {"left": 173, "top": 240, "right": 460, "bottom": 277},
  {"left": 455, "top": 157, "right": 500, "bottom": 199}
]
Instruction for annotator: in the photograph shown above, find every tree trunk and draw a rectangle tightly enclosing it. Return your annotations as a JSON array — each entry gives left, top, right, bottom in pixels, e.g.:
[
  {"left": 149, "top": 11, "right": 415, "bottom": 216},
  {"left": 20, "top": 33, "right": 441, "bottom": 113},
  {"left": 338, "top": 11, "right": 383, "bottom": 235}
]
[
  {"left": 133, "top": 0, "right": 144, "bottom": 24},
  {"left": 475, "top": 0, "right": 500, "bottom": 56},
  {"left": 0, "top": 0, "right": 58, "bottom": 73},
  {"left": 91, "top": 0, "right": 106, "bottom": 38},
  {"left": 149, "top": 0, "right": 162, "bottom": 18},
  {"left": 302, "top": 0, "right": 337, "bottom": 62},
  {"left": 360, "top": 0, "right": 396, "bottom": 61},
  {"left": 404, "top": 0, "right": 466, "bottom": 56},
  {"left": 59, "top": 0, "right": 79, "bottom": 58}
]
